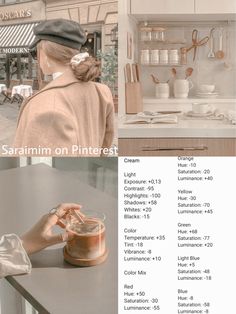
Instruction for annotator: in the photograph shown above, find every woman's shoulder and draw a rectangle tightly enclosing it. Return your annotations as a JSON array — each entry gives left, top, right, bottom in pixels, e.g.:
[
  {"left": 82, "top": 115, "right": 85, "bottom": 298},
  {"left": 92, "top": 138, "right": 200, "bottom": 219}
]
[{"left": 93, "top": 82, "right": 113, "bottom": 100}]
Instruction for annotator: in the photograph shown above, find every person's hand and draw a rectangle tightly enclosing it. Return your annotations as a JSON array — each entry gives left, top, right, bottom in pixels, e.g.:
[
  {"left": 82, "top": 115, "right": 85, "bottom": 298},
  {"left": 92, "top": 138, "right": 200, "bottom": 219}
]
[{"left": 20, "top": 203, "right": 81, "bottom": 255}]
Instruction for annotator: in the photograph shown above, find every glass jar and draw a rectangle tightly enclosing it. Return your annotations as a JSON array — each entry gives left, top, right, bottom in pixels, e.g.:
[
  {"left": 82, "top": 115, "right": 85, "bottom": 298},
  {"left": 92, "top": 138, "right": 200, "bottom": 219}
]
[
  {"left": 65, "top": 210, "right": 106, "bottom": 260},
  {"left": 140, "top": 27, "right": 152, "bottom": 42},
  {"left": 152, "top": 27, "right": 165, "bottom": 42},
  {"left": 140, "top": 49, "right": 150, "bottom": 65}
]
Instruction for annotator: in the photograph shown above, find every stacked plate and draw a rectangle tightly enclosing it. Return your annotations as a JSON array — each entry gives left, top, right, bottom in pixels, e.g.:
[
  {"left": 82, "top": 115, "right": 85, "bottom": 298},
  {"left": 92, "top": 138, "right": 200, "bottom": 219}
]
[
  {"left": 185, "top": 111, "right": 214, "bottom": 118},
  {"left": 195, "top": 91, "right": 220, "bottom": 98}
]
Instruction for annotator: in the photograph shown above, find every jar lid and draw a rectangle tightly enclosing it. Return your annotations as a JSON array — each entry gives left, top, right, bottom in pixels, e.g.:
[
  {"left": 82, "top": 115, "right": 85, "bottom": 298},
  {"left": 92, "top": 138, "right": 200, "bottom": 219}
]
[{"left": 140, "top": 27, "right": 152, "bottom": 32}]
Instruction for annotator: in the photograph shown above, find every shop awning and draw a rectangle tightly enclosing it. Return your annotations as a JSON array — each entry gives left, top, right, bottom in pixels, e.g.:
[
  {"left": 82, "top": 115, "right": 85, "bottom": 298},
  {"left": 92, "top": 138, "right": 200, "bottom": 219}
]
[{"left": 0, "top": 22, "right": 39, "bottom": 54}]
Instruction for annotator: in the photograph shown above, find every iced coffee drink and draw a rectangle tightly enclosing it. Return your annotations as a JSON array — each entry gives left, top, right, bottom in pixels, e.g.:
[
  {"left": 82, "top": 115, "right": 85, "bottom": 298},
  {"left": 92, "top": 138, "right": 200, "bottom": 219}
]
[{"left": 63, "top": 210, "right": 108, "bottom": 266}]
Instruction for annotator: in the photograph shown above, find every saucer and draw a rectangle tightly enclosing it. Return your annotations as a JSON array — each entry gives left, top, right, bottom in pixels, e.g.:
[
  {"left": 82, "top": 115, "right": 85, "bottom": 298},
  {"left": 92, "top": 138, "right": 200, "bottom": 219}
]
[
  {"left": 196, "top": 92, "right": 219, "bottom": 95},
  {"left": 185, "top": 111, "right": 214, "bottom": 118},
  {"left": 196, "top": 91, "right": 219, "bottom": 98}
]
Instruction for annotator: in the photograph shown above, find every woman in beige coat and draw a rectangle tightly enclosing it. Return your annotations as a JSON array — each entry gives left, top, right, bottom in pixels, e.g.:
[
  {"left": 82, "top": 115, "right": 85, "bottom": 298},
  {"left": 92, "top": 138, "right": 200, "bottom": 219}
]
[{"left": 13, "top": 19, "right": 115, "bottom": 156}]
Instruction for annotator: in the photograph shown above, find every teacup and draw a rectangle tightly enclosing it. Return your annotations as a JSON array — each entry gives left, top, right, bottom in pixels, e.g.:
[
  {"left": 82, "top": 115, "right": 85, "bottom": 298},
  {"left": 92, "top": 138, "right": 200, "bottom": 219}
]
[{"left": 192, "top": 103, "right": 212, "bottom": 114}]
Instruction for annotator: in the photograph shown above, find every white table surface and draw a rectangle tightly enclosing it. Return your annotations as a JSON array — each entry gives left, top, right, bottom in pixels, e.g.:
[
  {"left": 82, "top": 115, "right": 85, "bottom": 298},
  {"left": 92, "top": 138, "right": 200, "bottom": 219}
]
[
  {"left": 0, "top": 164, "right": 118, "bottom": 314},
  {"left": 0, "top": 83, "right": 7, "bottom": 92}
]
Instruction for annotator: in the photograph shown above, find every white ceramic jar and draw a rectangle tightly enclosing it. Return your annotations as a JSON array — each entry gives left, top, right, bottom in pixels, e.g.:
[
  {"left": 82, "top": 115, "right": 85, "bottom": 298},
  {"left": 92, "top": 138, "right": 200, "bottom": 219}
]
[
  {"left": 150, "top": 50, "right": 159, "bottom": 64},
  {"left": 140, "top": 49, "right": 150, "bottom": 65},
  {"left": 159, "top": 49, "right": 168, "bottom": 64},
  {"left": 169, "top": 49, "right": 179, "bottom": 64},
  {"left": 156, "top": 83, "right": 170, "bottom": 99}
]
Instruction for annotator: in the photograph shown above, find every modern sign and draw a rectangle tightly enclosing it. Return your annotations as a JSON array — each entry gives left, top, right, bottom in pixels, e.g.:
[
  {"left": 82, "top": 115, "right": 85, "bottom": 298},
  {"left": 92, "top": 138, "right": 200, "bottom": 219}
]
[
  {"left": 0, "top": 9, "right": 32, "bottom": 21},
  {"left": 0, "top": 47, "right": 29, "bottom": 54}
]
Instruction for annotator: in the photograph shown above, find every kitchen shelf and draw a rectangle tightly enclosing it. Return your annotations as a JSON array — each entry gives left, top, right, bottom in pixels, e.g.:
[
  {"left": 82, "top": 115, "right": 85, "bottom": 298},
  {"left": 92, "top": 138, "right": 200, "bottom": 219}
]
[
  {"left": 141, "top": 64, "right": 183, "bottom": 67},
  {"left": 143, "top": 97, "right": 236, "bottom": 104},
  {"left": 141, "top": 40, "right": 187, "bottom": 45}
]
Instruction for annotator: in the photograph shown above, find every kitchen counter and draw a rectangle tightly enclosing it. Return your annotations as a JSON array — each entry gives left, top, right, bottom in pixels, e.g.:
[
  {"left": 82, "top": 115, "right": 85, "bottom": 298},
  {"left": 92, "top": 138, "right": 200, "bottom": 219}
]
[
  {"left": 119, "top": 115, "right": 236, "bottom": 138},
  {"left": 0, "top": 164, "right": 117, "bottom": 314}
]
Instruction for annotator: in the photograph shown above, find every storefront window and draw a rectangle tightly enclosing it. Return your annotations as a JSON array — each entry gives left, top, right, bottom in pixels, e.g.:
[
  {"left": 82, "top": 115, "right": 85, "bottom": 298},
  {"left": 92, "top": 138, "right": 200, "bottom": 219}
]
[
  {"left": 4, "top": 0, "right": 16, "bottom": 3},
  {"left": 0, "top": 54, "right": 6, "bottom": 82},
  {"left": 0, "top": 0, "right": 33, "bottom": 4}
]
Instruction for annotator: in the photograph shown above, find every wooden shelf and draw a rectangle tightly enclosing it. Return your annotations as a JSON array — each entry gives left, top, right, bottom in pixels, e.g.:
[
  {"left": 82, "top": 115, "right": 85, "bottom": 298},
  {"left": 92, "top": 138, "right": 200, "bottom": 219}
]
[
  {"left": 141, "top": 40, "right": 186, "bottom": 45},
  {"left": 143, "top": 97, "right": 236, "bottom": 104},
  {"left": 141, "top": 63, "right": 183, "bottom": 67}
]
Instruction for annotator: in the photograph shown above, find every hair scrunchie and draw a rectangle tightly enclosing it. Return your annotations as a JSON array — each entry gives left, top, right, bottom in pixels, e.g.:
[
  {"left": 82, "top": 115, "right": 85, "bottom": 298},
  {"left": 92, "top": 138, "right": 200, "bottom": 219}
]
[{"left": 71, "top": 52, "right": 89, "bottom": 65}]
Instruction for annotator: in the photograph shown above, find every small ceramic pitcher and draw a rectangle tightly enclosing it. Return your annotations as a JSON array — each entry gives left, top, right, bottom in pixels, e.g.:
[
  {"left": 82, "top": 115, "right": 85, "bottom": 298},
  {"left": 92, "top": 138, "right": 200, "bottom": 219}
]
[{"left": 174, "top": 79, "right": 193, "bottom": 98}]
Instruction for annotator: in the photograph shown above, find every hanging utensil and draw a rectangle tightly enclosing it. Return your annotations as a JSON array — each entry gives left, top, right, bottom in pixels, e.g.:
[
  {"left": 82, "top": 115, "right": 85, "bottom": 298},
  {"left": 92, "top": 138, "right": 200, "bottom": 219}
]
[
  {"left": 151, "top": 74, "right": 160, "bottom": 84},
  {"left": 187, "top": 29, "right": 210, "bottom": 61},
  {"left": 208, "top": 28, "right": 215, "bottom": 59},
  {"left": 185, "top": 67, "right": 193, "bottom": 79},
  {"left": 224, "top": 28, "right": 232, "bottom": 70},
  {"left": 215, "top": 28, "right": 225, "bottom": 59}
]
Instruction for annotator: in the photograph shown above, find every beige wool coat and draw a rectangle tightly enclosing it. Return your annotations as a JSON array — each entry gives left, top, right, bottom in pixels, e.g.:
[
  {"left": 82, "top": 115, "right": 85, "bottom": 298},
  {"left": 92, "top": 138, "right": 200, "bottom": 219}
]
[{"left": 13, "top": 69, "right": 114, "bottom": 156}]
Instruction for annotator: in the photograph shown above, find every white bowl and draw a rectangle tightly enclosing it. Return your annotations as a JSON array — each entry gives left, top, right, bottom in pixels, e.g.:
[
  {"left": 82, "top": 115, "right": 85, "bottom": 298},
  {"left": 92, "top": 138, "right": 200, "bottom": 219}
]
[{"left": 199, "top": 85, "right": 215, "bottom": 93}]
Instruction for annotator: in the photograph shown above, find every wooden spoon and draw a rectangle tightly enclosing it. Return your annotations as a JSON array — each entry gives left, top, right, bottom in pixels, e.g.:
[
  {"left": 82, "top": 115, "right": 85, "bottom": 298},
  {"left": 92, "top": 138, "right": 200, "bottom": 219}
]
[
  {"left": 151, "top": 74, "right": 160, "bottom": 84},
  {"left": 167, "top": 68, "right": 177, "bottom": 83},
  {"left": 215, "top": 29, "right": 225, "bottom": 60},
  {"left": 185, "top": 67, "right": 193, "bottom": 79},
  {"left": 172, "top": 68, "right": 177, "bottom": 79}
]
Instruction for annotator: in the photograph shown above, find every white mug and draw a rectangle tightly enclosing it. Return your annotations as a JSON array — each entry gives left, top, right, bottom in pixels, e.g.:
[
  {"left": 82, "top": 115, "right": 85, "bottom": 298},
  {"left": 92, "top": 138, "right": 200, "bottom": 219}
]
[
  {"left": 156, "top": 83, "right": 170, "bottom": 99},
  {"left": 174, "top": 79, "right": 193, "bottom": 98},
  {"left": 192, "top": 103, "right": 212, "bottom": 114}
]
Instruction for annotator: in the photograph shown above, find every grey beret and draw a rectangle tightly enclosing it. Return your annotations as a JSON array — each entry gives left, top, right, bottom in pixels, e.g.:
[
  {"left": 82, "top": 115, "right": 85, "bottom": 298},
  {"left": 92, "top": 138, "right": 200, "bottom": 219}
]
[{"left": 29, "top": 19, "right": 87, "bottom": 50}]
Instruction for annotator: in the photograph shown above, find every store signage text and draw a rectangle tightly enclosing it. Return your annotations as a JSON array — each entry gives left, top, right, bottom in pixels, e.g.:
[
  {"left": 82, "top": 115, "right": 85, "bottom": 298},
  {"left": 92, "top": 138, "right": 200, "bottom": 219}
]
[
  {"left": 0, "top": 9, "right": 32, "bottom": 21},
  {"left": 0, "top": 47, "right": 29, "bottom": 54}
]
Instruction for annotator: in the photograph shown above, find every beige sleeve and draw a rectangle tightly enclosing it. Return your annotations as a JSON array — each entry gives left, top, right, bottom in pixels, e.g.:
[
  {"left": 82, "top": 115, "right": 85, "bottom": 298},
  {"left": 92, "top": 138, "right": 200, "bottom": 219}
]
[{"left": 0, "top": 234, "right": 31, "bottom": 278}]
